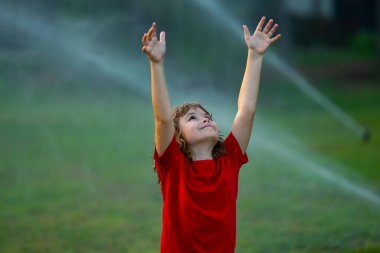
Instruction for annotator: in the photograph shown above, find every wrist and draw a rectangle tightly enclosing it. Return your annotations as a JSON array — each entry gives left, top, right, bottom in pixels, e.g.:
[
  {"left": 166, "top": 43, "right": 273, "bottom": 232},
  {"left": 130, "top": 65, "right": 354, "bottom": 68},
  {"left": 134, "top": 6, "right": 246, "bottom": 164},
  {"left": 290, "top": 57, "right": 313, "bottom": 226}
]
[
  {"left": 248, "top": 49, "right": 264, "bottom": 58},
  {"left": 150, "top": 57, "right": 165, "bottom": 66}
]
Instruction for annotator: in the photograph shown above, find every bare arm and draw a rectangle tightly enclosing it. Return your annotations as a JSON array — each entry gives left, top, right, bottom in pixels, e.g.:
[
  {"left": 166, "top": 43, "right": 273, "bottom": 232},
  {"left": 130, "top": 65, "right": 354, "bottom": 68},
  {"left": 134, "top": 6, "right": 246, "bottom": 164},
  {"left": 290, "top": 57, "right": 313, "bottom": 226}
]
[
  {"left": 232, "top": 17, "right": 281, "bottom": 153},
  {"left": 142, "top": 23, "right": 174, "bottom": 155}
]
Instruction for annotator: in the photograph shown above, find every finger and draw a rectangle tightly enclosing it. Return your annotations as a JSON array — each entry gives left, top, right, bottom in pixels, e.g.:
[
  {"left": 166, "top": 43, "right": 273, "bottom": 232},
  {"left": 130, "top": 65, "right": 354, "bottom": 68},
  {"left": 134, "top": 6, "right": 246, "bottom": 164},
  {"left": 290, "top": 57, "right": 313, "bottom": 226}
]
[
  {"left": 152, "top": 22, "right": 157, "bottom": 39},
  {"left": 142, "top": 33, "right": 147, "bottom": 44},
  {"left": 147, "top": 28, "right": 153, "bottom": 40},
  {"left": 159, "top": 31, "right": 165, "bottom": 43},
  {"left": 142, "top": 46, "right": 151, "bottom": 54},
  {"left": 267, "top": 24, "right": 278, "bottom": 38},
  {"left": 147, "top": 24, "right": 155, "bottom": 40},
  {"left": 242, "top": 25, "right": 250, "bottom": 41},
  {"left": 255, "top": 16, "right": 266, "bottom": 32},
  {"left": 263, "top": 19, "right": 273, "bottom": 33},
  {"left": 270, "top": 34, "right": 282, "bottom": 43}
]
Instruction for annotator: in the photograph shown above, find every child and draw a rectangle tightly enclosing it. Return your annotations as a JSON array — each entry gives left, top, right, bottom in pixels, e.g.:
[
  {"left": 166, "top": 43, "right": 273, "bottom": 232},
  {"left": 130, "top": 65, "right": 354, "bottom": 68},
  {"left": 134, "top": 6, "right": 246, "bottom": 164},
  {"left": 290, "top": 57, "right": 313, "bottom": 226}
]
[{"left": 142, "top": 17, "right": 280, "bottom": 253}]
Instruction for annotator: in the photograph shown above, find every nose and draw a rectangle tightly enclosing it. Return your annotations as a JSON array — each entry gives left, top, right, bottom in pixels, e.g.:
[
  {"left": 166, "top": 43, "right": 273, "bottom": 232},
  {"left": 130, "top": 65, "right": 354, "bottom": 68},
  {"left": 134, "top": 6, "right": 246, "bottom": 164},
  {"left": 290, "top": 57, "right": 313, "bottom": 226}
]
[{"left": 203, "top": 117, "right": 210, "bottom": 123}]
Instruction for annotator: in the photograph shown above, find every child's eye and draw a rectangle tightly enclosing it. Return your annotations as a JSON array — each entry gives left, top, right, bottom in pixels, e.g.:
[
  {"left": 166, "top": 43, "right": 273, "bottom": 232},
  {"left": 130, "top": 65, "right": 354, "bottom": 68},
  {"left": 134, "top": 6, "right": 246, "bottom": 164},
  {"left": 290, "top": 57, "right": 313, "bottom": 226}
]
[{"left": 188, "top": 115, "right": 196, "bottom": 121}]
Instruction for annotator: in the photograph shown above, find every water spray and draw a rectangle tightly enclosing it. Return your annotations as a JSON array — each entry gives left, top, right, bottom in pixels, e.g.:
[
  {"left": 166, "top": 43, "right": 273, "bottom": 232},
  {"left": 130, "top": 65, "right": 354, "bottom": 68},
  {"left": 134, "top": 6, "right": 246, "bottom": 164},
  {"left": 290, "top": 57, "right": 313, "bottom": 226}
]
[
  {"left": 1, "top": 3, "right": 379, "bottom": 208},
  {"left": 190, "top": 0, "right": 370, "bottom": 142},
  {"left": 0, "top": 4, "right": 150, "bottom": 98}
]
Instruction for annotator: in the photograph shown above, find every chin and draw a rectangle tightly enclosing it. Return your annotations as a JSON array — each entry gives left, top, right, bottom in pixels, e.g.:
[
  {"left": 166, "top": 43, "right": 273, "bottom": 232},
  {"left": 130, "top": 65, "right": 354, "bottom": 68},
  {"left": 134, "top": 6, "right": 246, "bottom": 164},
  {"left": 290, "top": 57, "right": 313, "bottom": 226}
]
[{"left": 210, "top": 134, "right": 219, "bottom": 144}]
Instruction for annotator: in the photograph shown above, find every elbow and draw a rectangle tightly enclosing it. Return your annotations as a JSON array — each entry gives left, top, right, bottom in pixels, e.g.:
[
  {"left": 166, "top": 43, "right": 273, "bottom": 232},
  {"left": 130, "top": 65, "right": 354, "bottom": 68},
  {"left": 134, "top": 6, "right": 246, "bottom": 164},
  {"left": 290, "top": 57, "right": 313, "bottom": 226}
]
[
  {"left": 236, "top": 108, "right": 256, "bottom": 123},
  {"left": 238, "top": 100, "right": 257, "bottom": 115},
  {"left": 155, "top": 116, "right": 173, "bottom": 125},
  {"left": 238, "top": 106, "right": 256, "bottom": 116},
  {"left": 153, "top": 109, "right": 173, "bottom": 124}
]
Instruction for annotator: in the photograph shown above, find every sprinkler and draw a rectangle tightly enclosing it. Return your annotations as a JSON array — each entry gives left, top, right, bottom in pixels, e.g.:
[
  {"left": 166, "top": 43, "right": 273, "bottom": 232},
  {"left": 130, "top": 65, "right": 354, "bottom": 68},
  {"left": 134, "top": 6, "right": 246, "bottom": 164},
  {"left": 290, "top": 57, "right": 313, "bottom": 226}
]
[
  {"left": 190, "top": 0, "right": 370, "bottom": 142},
  {"left": 362, "top": 128, "right": 371, "bottom": 142}
]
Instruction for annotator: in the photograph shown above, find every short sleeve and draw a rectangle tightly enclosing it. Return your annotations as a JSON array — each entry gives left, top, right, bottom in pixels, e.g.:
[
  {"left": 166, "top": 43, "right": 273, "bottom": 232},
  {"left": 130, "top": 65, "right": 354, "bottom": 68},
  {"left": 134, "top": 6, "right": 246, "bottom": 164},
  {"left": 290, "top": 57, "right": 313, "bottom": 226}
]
[
  {"left": 153, "top": 135, "right": 181, "bottom": 183},
  {"left": 224, "top": 132, "right": 249, "bottom": 168}
]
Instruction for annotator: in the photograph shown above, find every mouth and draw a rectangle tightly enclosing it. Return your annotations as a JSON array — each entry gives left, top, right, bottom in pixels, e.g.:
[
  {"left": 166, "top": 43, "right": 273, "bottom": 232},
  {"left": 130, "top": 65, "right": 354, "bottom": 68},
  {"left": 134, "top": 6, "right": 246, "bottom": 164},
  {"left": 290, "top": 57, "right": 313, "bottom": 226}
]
[{"left": 200, "top": 124, "right": 216, "bottom": 130}]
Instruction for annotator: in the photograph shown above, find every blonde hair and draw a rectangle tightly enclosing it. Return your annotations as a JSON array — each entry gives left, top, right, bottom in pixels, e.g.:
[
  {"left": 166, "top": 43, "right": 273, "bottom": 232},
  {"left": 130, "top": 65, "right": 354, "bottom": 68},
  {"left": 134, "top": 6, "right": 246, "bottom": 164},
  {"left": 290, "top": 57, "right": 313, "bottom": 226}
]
[{"left": 172, "top": 102, "right": 226, "bottom": 162}]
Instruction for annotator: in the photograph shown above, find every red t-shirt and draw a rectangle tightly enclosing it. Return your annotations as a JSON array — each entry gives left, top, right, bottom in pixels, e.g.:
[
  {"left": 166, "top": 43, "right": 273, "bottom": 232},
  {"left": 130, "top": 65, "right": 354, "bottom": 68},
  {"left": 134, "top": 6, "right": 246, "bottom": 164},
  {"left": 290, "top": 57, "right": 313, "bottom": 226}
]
[{"left": 153, "top": 132, "right": 248, "bottom": 253}]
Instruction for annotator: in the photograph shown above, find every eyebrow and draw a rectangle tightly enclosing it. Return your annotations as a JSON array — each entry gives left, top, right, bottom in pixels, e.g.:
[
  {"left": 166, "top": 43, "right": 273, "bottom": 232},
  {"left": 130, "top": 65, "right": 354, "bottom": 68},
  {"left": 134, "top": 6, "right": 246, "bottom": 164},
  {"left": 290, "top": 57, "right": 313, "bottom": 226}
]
[
  {"left": 185, "top": 111, "right": 210, "bottom": 119},
  {"left": 185, "top": 112, "right": 196, "bottom": 119}
]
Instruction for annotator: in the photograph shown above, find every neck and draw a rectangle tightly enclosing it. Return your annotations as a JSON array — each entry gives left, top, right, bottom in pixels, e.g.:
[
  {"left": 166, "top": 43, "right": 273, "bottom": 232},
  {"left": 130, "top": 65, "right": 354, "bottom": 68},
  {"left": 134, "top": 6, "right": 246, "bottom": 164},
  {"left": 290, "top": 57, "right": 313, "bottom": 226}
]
[
  {"left": 192, "top": 152, "right": 213, "bottom": 161},
  {"left": 191, "top": 143, "right": 214, "bottom": 161},
  {"left": 190, "top": 139, "right": 216, "bottom": 161},
  {"left": 190, "top": 143, "right": 214, "bottom": 161}
]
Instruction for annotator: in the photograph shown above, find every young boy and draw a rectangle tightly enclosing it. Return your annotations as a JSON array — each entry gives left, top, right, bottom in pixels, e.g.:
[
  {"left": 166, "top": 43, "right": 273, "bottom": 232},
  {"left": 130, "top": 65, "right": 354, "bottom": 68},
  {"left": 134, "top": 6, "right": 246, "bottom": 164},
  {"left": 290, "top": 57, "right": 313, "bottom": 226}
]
[{"left": 142, "top": 17, "right": 280, "bottom": 253}]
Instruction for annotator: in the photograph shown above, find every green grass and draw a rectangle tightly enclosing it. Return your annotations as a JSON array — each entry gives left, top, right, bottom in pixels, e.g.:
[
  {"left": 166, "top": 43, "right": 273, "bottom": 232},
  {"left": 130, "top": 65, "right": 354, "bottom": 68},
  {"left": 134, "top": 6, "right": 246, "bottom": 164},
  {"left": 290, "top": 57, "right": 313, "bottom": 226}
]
[
  {"left": 293, "top": 46, "right": 377, "bottom": 66},
  {"left": 1, "top": 79, "right": 380, "bottom": 252},
  {"left": 0, "top": 87, "right": 160, "bottom": 252},
  {"left": 260, "top": 79, "right": 380, "bottom": 192}
]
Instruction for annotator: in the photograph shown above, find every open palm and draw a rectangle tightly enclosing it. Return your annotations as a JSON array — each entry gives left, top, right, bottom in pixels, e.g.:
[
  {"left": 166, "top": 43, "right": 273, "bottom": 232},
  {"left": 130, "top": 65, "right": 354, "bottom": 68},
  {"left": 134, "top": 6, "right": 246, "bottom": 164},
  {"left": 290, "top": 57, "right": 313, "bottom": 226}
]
[
  {"left": 244, "top": 17, "right": 281, "bottom": 55},
  {"left": 142, "top": 22, "right": 166, "bottom": 63}
]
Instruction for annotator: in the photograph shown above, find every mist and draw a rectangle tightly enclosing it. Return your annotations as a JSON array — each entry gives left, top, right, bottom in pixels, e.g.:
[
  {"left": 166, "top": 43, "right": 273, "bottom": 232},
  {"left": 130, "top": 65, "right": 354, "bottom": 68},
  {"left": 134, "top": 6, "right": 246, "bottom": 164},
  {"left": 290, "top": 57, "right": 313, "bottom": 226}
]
[{"left": 1, "top": 0, "right": 379, "bottom": 252}]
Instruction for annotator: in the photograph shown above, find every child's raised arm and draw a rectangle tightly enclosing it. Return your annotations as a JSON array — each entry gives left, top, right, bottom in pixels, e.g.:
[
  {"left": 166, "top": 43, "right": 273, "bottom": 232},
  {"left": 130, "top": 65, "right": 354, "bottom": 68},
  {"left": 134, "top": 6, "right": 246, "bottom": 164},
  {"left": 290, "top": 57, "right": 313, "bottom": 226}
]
[
  {"left": 232, "top": 17, "right": 281, "bottom": 154},
  {"left": 142, "top": 22, "right": 174, "bottom": 155}
]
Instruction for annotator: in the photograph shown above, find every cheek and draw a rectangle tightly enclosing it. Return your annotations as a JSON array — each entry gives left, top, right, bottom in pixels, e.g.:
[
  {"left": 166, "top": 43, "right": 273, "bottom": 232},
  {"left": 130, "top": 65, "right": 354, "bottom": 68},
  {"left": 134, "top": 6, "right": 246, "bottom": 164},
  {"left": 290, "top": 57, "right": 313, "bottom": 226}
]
[
  {"left": 213, "top": 123, "right": 219, "bottom": 133},
  {"left": 179, "top": 122, "right": 191, "bottom": 139},
  {"left": 181, "top": 127, "right": 189, "bottom": 139}
]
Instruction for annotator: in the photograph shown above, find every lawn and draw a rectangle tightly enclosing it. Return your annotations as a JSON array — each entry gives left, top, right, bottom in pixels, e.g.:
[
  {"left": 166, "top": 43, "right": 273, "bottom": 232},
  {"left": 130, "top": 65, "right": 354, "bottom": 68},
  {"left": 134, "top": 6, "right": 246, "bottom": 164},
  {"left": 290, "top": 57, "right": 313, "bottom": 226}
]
[{"left": 0, "top": 78, "right": 379, "bottom": 252}]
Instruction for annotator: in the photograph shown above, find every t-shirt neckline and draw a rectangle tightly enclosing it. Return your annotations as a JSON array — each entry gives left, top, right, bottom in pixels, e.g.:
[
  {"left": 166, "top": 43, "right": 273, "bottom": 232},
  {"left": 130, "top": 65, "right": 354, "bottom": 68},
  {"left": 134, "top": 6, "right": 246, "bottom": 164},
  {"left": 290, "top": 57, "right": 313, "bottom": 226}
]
[{"left": 191, "top": 159, "right": 215, "bottom": 163}]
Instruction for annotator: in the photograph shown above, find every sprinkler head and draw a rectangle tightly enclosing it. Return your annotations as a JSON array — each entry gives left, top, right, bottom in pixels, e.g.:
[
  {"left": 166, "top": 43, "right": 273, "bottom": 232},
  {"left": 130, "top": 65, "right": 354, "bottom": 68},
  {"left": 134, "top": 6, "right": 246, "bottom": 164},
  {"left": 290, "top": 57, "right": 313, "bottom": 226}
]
[{"left": 362, "top": 128, "right": 371, "bottom": 142}]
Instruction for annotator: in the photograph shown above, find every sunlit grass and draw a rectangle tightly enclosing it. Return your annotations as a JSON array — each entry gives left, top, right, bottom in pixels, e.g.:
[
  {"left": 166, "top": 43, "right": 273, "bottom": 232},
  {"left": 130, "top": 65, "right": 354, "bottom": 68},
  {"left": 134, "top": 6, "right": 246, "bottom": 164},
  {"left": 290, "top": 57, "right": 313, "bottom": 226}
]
[{"left": 1, "top": 80, "right": 379, "bottom": 252}]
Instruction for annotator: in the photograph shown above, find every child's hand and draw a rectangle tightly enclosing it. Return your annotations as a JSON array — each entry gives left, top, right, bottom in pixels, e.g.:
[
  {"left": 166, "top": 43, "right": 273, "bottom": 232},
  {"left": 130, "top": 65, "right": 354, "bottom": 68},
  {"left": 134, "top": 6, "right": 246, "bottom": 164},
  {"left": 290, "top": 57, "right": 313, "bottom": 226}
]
[
  {"left": 243, "top": 17, "right": 281, "bottom": 55},
  {"left": 142, "top": 22, "right": 166, "bottom": 63}
]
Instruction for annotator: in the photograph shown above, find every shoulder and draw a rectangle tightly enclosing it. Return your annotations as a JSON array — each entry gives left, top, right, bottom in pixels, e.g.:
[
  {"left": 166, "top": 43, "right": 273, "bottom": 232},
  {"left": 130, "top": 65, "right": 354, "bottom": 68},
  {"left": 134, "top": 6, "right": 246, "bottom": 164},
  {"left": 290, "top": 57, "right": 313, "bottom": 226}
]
[
  {"left": 153, "top": 135, "right": 185, "bottom": 183},
  {"left": 222, "top": 132, "right": 249, "bottom": 166},
  {"left": 154, "top": 135, "right": 183, "bottom": 165}
]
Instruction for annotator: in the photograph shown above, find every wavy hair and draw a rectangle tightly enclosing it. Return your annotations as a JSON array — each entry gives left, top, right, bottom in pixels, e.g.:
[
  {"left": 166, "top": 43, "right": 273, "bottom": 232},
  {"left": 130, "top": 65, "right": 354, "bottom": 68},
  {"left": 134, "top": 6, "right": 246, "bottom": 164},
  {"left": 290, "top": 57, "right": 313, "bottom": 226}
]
[{"left": 172, "top": 102, "right": 226, "bottom": 162}]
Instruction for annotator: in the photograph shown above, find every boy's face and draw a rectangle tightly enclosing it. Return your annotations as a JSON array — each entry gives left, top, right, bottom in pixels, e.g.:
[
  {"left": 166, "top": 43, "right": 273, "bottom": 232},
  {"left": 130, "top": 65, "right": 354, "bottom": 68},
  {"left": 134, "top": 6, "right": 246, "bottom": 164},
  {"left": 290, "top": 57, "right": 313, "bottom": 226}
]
[{"left": 178, "top": 107, "right": 219, "bottom": 147}]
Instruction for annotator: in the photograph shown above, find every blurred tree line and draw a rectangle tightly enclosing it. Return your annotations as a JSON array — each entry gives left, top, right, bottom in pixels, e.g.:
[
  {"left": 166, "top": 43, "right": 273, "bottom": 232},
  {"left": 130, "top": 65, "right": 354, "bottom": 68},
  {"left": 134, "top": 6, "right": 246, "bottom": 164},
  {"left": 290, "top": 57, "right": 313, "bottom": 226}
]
[
  {"left": 1, "top": 0, "right": 378, "bottom": 89},
  {"left": 2, "top": 0, "right": 378, "bottom": 55}
]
